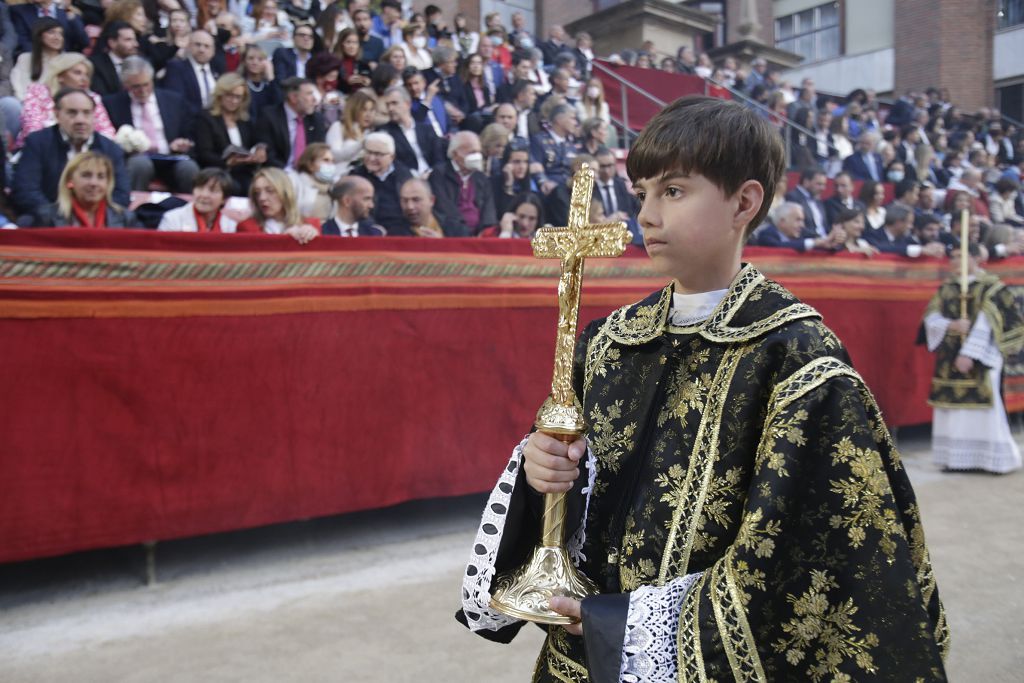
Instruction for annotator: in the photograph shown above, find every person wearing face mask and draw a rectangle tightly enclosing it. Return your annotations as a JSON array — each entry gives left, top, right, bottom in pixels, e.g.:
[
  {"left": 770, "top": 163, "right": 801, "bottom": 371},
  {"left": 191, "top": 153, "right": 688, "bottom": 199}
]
[
  {"left": 427, "top": 130, "right": 497, "bottom": 236},
  {"left": 399, "top": 23, "right": 433, "bottom": 71},
  {"left": 486, "top": 28, "right": 512, "bottom": 71},
  {"left": 885, "top": 160, "right": 906, "bottom": 184},
  {"left": 288, "top": 142, "right": 338, "bottom": 221}
]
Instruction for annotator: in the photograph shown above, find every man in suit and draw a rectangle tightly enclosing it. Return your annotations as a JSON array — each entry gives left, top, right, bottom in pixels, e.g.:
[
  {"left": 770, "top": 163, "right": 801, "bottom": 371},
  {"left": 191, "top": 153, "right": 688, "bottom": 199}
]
[
  {"left": 271, "top": 23, "right": 315, "bottom": 81},
  {"left": 864, "top": 202, "right": 946, "bottom": 258},
  {"left": 823, "top": 172, "right": 865, "bottom": 226},
  {"left": 160, "top": 30, "right": 219, "bottom": 111},
  {"left": 539, "top": 25, "right": 568, "bottom": 66},
  {"left": 89, "top": 21, "right": 139, "bottom": 97},
  {"left": 399, "top": 177, "right": 447, "bottom": 237},
  {"left": 11, "top": 0, "right": 87, "bottom": 56},
  {"left": 571, "top": 31, "right": 594, "bottom": 79},
  {"left": 784, "top": 168, "right": 829, "bottom": 238},
  {"left": 424, "top": 45, "right": 469, "bottom": 131},
  {"left": 510, "top": 81, "right": 542, "bottom": 140},
  {"left": 323, "top": 175, "right": 386, "bottom": 237},
  {"left": 749, "top": 202, "right": 840, "bottom": 252},
  {"left": 842, "top": 131, "right": 884, "bottom": 182},
  {"left": 255, "top": 77, "right": 327, "bottom": 170},
  {"left": 403, "top": 67, "right": 449, "bottom": 137},
  {"left": 12, "top": 88, "right": 130, "bottom": 217},
  {"left": 495, "top": 51, "right": 534, "bottom": 104},
  {"left": 104, "top": 57, "right": 199, "bottom": 192},
  {"left": 594, "top": 148, "right": 641, "bottom": 244},
  {"left": 350, "top": 131, "right": 413, "bottom": 234},
  {"left": 379, "top": 85, "right": 443, "bottom": 176},
  {"left": 427, "top": 131, "right": 495, "bottom": 236}
]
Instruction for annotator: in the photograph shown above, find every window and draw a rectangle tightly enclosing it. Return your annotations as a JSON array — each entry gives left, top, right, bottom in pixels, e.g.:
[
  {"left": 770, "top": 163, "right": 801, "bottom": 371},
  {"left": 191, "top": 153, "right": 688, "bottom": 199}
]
[
  {"left": 775, "top": 2, "right": 840, "bottom": 63},
  {"left": 998, "top": 0, "right": 1024, "bottom": 28}
]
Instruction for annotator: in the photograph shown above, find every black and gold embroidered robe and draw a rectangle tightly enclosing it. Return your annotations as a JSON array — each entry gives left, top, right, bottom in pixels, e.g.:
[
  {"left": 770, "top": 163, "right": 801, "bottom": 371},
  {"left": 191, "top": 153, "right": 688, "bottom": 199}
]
[
  {"left": 924, "top": 274, "right": 1024, "bottom": 408},
  {"left": 460, "top": 265, "right": 949, "bottom": 682}
]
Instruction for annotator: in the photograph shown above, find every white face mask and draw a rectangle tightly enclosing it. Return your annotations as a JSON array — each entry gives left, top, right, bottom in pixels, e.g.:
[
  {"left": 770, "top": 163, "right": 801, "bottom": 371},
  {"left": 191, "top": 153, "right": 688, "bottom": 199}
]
[
  {"left": 412, "top": 36, "right": 427, "bottom": 49},
  {"left": 463, "top": 152, "right": 484, "bottom": 172},
  {"left": 586, "top": 86, "right": 600, "bottom": 100},
  {"left": 315, "top": 163, "right": 336, "bottom": 182}
]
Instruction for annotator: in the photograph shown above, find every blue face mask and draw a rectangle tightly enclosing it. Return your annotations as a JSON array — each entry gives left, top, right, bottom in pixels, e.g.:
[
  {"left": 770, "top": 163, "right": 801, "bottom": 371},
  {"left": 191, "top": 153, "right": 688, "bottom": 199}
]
[
  {"left": 888, "top": 171, "right": 905, "bottom": 182},
  {"left": 490, "top": 35, "right": 503, "bottom": 46},
  {"left": 519, "top": 37, "right": 533, "bottom": 50}
]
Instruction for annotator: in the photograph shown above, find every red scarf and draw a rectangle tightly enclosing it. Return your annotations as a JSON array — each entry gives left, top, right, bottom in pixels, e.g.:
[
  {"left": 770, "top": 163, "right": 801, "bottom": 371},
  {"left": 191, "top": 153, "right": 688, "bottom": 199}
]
[
  {"left": 193, "top": 207, "right": 222, "bottom": 233},
  {"left": 71, "top": 198, "right": 107, "bottom": 229}
]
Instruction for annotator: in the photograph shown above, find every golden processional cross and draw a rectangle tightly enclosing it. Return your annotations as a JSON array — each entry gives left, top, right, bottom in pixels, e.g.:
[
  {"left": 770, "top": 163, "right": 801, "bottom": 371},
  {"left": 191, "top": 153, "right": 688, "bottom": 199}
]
[{"left": 490, "top": 163, "right": 631, "bottom": 624}]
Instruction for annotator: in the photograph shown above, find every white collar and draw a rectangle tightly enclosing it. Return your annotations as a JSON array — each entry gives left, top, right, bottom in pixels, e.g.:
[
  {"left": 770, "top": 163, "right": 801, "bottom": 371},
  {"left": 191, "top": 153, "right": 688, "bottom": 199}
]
[{"left": 669, "top": 288, "right": 729, "bottom": 327}]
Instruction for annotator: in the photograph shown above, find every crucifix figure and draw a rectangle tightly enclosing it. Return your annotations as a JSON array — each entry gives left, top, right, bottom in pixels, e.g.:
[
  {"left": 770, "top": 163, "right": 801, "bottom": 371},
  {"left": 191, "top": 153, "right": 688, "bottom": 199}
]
[{"left": 489, "top": 162, "right": 631, "bottom": 625}]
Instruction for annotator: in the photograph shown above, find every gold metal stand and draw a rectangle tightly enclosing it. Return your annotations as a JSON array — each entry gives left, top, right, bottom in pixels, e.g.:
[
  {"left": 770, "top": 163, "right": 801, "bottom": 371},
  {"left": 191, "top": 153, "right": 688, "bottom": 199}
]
[{"left": 489, "top": 163, "right": 630, "bottom": 624}]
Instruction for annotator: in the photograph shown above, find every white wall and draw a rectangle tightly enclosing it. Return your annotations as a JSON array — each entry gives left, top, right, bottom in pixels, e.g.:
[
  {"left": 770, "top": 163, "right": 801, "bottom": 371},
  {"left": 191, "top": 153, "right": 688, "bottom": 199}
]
[
  {"left": 994, "top": 26, "right": 1024, "bottom": 82},
  {"left": 780, "top": 47, "right": 894, "bottom": 95},
  {"left": 844, "top": 0, "right": 893, "bottom": 54}
]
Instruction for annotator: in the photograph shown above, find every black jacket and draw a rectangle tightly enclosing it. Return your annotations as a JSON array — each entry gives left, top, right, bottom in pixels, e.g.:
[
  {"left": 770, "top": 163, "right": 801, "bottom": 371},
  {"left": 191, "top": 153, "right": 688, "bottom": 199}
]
[
  {"left": 427, "top": 161, "right": 497, "bottom": 236},
  {"left": 378, "top": 120, "right": 444, "bottom": 173},
  {"left": 254, "top": 103, "right": 327, "bottom": 169}
]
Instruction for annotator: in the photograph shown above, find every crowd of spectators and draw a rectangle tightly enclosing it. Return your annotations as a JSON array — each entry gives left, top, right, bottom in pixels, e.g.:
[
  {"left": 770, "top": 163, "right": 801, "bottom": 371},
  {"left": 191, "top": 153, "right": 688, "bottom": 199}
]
[{"left": 0, "top": 0, "right": 1020, "bottom": 257}]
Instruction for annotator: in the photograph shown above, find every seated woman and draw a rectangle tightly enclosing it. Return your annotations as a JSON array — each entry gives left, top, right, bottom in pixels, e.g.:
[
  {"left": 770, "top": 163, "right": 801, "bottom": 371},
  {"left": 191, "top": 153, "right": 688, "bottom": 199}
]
[
  {"left": 236, "top": 167, "right": 321, "bottom": 243},
  {"left": 158, "top": 169, "right": 238, "bottom": 233},
  {"left": 460, "top": 53, "right": 495, "bottom": 119},
  {"left": 238, "top": 44, "right": 283, "bottom": 119},
  {"left": 479, "top": 192, "right": 544, "bottom": 238},
  {"left": 833, "top": 207, "right": 878, "bottom": 257},
  {"left": 859, "top": 179, "right": 887, "bottom": 230},
  {"left": 194, "top": 72, "right": 266, "bottom": 196},
  {"left": 31, "top": 152, "right": 138, "bottom": 228},
  {"left": 305, "top": 52, "right": 344, "bottom": 125},
  {"left": 288, "top": 143, "right": 336, "bottom": 222},
  {"left": 332, "top": 27, "right": 372, "bottom": 93},
  {"left": 492, "top": 140, "right": 538, "bottom": 216},
  {"left": 398, "top": 23, "right": 432, "bottom": 71},
  {"left": 240, "top": 0, "right": 292, "bottom": 56},
  {"left": 326, "top": 89, "right": 375, "bottom": 176},
  {"left": 577, "top": 116, "right": 609, "bottom": 157},
  {"left": 18, "top": 52, "right": 116, "bottom": 149},
  {"left": 11, "top": 18, "right": 63, "bottom": 102}
]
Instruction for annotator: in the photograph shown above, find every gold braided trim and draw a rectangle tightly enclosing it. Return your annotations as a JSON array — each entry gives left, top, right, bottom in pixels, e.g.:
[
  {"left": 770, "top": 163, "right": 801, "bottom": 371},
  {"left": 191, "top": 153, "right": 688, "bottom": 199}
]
[
  {"left": 935, "top": 604, "right": 951, "bottom": 661},
  {"left": 605, "top": 285, "right": 673, "bottom": 345},
  {"left": 658, "top": 345, "right": 747, "bottom": 584},
  {"left": 709, "top": 557, "right": 768, "bottom": 683},
  {"left": 544, "top": 637, "right": 588, "bottom": 683},
  {"left": 699, "top": 303, "right": 819, "bottom": 343},
  {"left": 766, "top": 356, "right": 858, "bottom": 419},
  {"left": 677, "top": 572, "right": 709, "bottom": 683}
]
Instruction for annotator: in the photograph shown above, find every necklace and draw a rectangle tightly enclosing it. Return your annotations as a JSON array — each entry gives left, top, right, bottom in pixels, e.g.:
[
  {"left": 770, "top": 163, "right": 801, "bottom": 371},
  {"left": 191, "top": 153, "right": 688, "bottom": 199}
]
[{"left": 247, "top": 79, "right": 266, "bottom": 93}]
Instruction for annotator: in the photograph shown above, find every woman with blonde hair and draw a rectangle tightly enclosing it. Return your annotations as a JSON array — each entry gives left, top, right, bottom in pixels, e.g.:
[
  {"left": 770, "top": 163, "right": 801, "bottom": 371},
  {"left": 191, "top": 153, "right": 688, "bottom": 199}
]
[
  {"left": 236, "top": 167, "right": 321, "bottom": 243},
  {"left": 237, "top": 44, "right": 283, "bottom": 118},
  {"left": 326, "top": 88, "right": 376, "bottom": 175},
  {"left": 17, "top": 53, "right": 116, "bottom": 148},
  {"left": 195, "top": 72, "right": 267, "bottom": 195},
  {"left": 289, "top": 143, "right": 336, "bottom": 221},
  {"left": 399, "top": 23, "right": 432, "bottom": 70},
  {"left": 32, "top": 152, "right": 137, "bottom": 228},
  {"left": 575, "top": 76, "right": 613, "bottom": 143}
]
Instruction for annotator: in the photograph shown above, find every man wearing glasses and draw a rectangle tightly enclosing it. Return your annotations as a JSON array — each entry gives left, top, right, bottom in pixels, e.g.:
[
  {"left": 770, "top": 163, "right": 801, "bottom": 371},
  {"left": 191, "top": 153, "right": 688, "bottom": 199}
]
[{"left": 273, "top": 24, "right": 316, "bottom": 81}]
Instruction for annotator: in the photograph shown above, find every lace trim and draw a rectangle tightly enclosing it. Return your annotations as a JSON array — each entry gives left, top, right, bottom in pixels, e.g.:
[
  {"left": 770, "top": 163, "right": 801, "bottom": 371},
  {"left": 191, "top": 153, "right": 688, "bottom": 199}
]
[
  {"left": 460, "top": 437, "right": 529, "bottom": 632},
  {"left": 461, "top": 436, "right": 596, "bottom": 631},
  {"left": 620, "top": 573, "right": 702, "bottom": 682},
  {"left": 567, "top": 441, "right": 597, "bottom": 564}
]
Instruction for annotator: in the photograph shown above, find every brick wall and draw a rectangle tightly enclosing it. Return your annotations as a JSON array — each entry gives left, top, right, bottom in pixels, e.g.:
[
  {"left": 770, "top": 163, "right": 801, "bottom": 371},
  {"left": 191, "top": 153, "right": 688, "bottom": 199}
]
[{"left": 894, "top": 0, "right": 995, "bottom": 110}]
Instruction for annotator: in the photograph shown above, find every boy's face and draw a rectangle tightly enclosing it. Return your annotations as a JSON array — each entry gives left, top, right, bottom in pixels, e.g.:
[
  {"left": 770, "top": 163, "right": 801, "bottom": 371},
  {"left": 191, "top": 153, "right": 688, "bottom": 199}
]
[{"left": 633, "top": 171, "right": 749, "bottom": 285}]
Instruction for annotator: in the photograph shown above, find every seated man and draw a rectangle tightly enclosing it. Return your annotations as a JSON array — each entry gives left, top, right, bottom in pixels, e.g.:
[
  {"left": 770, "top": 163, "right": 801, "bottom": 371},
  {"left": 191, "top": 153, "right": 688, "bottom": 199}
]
[
  {"left": 350, "top": 131, "right": 413, "bottom": 234},
  {"left": 428, "top": 131, "right": 496, "bottom": 237},
  {"left": 90, "top": 21, "right": 139, "bottom": 97},
  {"left": 399, "top": 177, "right": 445, "bottom": 238},
  {"left": 379, "top": 85, "right": 444, "bottom": 176},
  {"left": 913, "top": 212, "right": 956, "bottom": 256},
  {"left": 842, "top": 131, "right": 884, "bottom": 182},
  {"left": 323, "top": 175, "right": 386, "bottom": 236},
  {"left": 403, "top": 66, "right": 448, "bottom": 137},
  {"left": 160, "top": 30, "right": 220, "bottom": 111},
  {"left": 255, "top": 77, "right": 327, "bottom": 170},
  {"left": 864, "top": 202, "right": 946, "bottom": 257},
  {"left": 784, "top": 167, "right": 828, "bottom": 237},
  {"left": 749, "top": 202, "right": 843, "bottom": 251},
  {"left": 594, "top": 148, "right": 642, "bottom": 245},
  {"left": 104, "top": 56, "right": 200, "bottom": 193},
  {"left": 823, "top": 171, "right": 864, "bottom": 226},
  {"left": 530, "top": 102, "right": 578, "bottom": 192},
  {"left": 424, "top": 45, "right": 469, "bottom": 131},
  {"left": 495, "top": 49, "right": 534, "bottom": 104},
  {"left": 12, "top": 88, "right": 130, "bottom": 219},
  {"left": 271, "top": 23, "right": 316, "bottom": 81}
]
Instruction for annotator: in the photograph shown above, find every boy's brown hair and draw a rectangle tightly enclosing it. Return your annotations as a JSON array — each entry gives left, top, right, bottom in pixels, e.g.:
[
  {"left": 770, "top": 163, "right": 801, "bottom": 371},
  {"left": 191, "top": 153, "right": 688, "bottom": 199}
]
[{"left": 626, "top": 95, "right": 785, "bottom": 235}]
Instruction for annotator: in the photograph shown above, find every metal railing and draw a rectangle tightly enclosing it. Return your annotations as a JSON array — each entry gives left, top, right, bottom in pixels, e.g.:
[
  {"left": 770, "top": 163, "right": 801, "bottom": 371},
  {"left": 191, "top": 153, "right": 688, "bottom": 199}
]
[
  {"left": 590, "top": 60, "right": 666, "bottom": 149},
  {"left": 705, "top": 77, "right": 841, "bottom": 169}
]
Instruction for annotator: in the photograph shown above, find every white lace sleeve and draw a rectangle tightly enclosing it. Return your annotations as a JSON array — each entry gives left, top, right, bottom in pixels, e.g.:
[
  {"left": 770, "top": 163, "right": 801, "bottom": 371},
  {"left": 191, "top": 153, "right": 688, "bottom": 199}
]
[
  {"left": 924, "top": 311, "right": 950, "bottom": 351},
  {"left": 620, "top": 573, "right": 702, "bottom": 683},
  {"left": 961, "top": 311, "right": 1002, "bottom": 368},
  {"left": 461, "top": 436, "right": 597, "bottom": 633}
]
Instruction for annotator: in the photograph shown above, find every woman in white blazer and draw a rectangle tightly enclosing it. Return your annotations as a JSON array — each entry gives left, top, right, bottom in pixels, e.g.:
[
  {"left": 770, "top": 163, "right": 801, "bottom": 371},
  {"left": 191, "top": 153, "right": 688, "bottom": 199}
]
[{"left": 158, "top": 169, "right": 239, "bottom": 233}]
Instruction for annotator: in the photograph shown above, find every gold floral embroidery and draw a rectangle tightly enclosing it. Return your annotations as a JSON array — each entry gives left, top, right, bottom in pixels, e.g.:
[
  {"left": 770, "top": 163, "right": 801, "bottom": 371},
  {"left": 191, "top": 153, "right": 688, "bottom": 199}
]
[
  {"left": 587, "top": 399, "right": 637, "bottom": 474},
  {"left": 771, "top": 570, "right": 880, "bottom": 682},
  {"left": 828, "top": 437, "right": 905, "bottom": 559}
]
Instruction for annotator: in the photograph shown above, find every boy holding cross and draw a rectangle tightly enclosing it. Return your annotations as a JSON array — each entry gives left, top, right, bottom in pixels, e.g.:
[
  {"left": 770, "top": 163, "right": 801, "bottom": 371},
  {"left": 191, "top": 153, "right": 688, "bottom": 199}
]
[{"left": 459, "top": 96, "right": 948, "bottom": 681}]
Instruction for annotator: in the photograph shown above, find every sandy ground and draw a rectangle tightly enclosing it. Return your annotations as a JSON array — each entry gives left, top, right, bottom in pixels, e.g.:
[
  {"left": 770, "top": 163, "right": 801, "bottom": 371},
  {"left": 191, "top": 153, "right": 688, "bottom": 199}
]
[{"left": 1, "top": 428, "right": 1022, "bottom": 682}]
